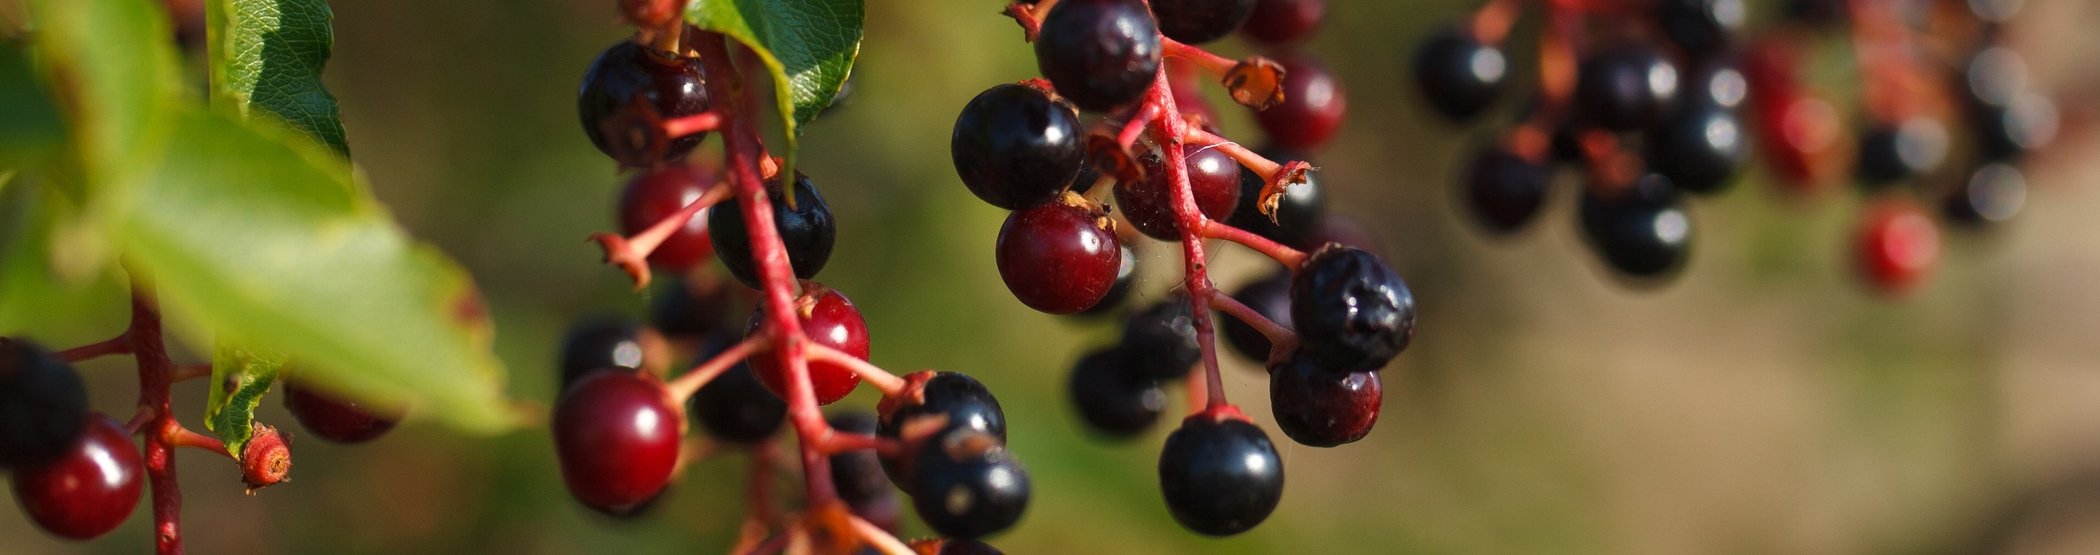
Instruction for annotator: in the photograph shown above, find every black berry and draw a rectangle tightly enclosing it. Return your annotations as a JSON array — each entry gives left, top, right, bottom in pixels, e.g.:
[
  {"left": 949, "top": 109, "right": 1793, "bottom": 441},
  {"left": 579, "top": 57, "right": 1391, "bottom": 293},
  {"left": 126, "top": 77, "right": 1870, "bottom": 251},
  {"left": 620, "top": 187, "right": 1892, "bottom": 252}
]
[
  {"left": 1578, "top": 175, "right": 1693, "bottom": 279},
  {"left": 1290, "top": 245, "right": 1415, "bottom": 372},
  {"left": 650, "top": 272, "right": 739, "bottom": 341},
  {"left": 908, "top": 429, "right": 1031, "bottom": 539},
  {"left": 1575, "top": 46, "right": 1680, "bottom": 131},
  {"left": 827, "top": 412, "right": 898, "bottom": 517},
  {"left": 690, "top": 337, "right": 787, "bottom": 444},
  {"left": 0, "top": 338, "right": 88, "bottom": 469},
  {"left": 1150, "top": 0, "right": 1256, "bottom": 45},
  {"left": 1657, "top": 0, "right": 1745, "bottom": 56},
  {"left": 1228, "top": 147, "right": 1325, "bottom": 248},
  {"left": 1068, "top": 347, "right": 1166, "bottom": 437},
  {"left": 951, "top": 84, "right": 1086, "bottom": 210},
  {"left": 1219, "top": 270, "right": 1293, "bottom": 361},
  {"left": 1120, "top": 295, "right": 1202, "bottom": 381},
  {"left": 578, "top": 40, "right": 711, "bottom": 167},
  {"left": 1459, "top": 145, "right": 1551, "bottom": 233},
  {"left": 1034, "top": 0, "right": 1162, "bottom": 112},
  {"left": 1157, "top": 414, "right": 1283, "bottom": 536},
  {"left": 557, "top": 316, "right": 651, "bottom": 392},
  {"left": 1412, "top": 28, "right": 1508, "bottom": 121},
  {"left": 1943, "top": 163, "right": 2026, "bottom": 226},
  {"left": 879, "top": 371, "right": 1008, "bottom": 486},
  {"left": 1857, "top": 117, "right": 1949, "bottom": 185},
  {"left": 1268, "top": 353, "right": 1381, "bottom": 447},
  {"left": 1647, "top": 104, "right": 1746, "bottom": 194},
  {"left": 709, "top": 172, "right": 836, "bottom": 289}
]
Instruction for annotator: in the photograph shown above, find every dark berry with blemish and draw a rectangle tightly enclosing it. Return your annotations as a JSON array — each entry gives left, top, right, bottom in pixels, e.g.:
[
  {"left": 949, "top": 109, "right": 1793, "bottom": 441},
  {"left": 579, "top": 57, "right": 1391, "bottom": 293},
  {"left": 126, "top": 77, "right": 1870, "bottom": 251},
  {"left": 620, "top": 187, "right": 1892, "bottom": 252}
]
[
  {"left": 1290, "top": 245, "right": 1415, "bottom": 371},
  {"left": 1268, "top": 352, "right": 1381, "bottom": 447}
]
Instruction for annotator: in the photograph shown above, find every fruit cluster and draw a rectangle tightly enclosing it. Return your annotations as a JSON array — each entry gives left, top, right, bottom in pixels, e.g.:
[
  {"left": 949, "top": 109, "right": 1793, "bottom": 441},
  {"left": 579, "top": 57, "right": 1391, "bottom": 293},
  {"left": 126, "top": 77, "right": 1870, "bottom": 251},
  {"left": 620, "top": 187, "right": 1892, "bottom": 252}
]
[
  {"left": 1417, "top": 0, "right": 2056, "bottom": 293},
  {"left": 973, "top": 0, "right": 1414, "bottom": 537},
  {"left": 564, "top": 2, "right": 1028, "bottom": 552}
]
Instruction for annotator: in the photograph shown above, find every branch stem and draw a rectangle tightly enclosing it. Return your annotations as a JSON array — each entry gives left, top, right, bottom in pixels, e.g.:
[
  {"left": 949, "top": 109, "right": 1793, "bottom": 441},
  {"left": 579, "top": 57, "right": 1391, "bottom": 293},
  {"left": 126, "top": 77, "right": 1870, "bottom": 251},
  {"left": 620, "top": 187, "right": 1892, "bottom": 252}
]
[
  {"left": 666, "top": 334, "right": 768, "bottom": 402},
  {"left": 59, "top": 335, "right": 131, "bottom": 362},
  {"left": 803, "top": 343, "right": 906, "bottom": 396}
]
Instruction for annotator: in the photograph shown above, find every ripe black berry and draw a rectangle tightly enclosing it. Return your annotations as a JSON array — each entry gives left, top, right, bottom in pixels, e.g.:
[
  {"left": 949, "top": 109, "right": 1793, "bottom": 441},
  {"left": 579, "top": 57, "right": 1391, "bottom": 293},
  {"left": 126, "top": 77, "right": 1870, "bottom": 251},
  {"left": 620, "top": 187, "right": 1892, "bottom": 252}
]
[
  {"left": 1121, "top": 295, "right": 1202, "bottom": 381},
  {"left": 690, "top": 337, "right": 786, "bottom": 444},
  {"left": 827, "top": 412, "right": 896, "bottom": 510},
  {"left": 1158, "top": 414, "right": 1283, "bottom": 536},
  {"left": 1290, "top": 245, "right": 1415, "bottom": 371},
  {"left": 1034, "top": 0, "right": 1162, "bottom": 112},
  {"left": 1971, "top": 93, "right": 2058, "bottom": 162},
  {"left": 284, "top": 381, "right": 401, "bottom": 444},
  {"left": 1412, "top": 29, "right": 1508, "bottom": 121},
  {"left": 879, "top": 371, "right": 1008, "bottom": 487},
  {"left": 578, "top": 40, "right": 711, "bottom": 167},
  {"left": 1255, "top": 53, "right": 1347, "bottom": 152},
  {"left": 1076, "top": 243, "right": 1138, "bottom": 318},
  {"left": 1459, "top": 145, "right": 1551, "bottom": 233},
  {"left": 908, "top": 429, "right": 1031, "bottom": 539},
  {"left": 1150, "top": 0, "right": 1255, "bottom": 45},
  {"left": 1117, "top": 144, "right": 1242, "bottom": 241},
  {"left": 709, "top": 171, "right": 836, "bottom": 289},
  {"left": 1944, "top": 163, "right": 2026, "bottom": 225},
  {"left": 0, "top": 339, "right": 88, "bottom": 468},
  {"left": 1575, "top": 46, "right": 1680, "bottom": 131},
  {"left": 1269, "top": 353, "right": 1381, "bottom": 447},
  {"left": 650, "top": 272, "right": 739, "bottom": 341},
  {"left": 618, "top": 163, "right": 718, "bottom": 272},
  {"left": 1068, "top": 347, "right": 1166, "bottom": 437},
  {"left": 10, "top": 414, "right": 142, "bottom": 540},
  {"left": 1238, "top": 0, "right": 1323, "bottom": 44},
  {"left": 1857, "top": 117, "right": 1950, "bottom": 185},
  {"left": 1657, "top": 0, "right": 1745, "bottom": 56},
  {"left": 553, "top": 371, "right": 683, "bottom": 515},
  {"left": 1578, "top": 175, "right": 1693, "bottom": 279},
  {"left": 557, "top": 316, "right": 651, "bottom": 392},
  {"left": 1228, "top": 147, "right": 1325, "bottom": 248},
  {"left": 1220, "top": 270, "right": 1293, "bottom": 361},
  {"left": 1647, "top": 104, "right": 1746, "bottom": 194},
  {"left": 996, "top": 199, "right": 1124, "bottom": 314},
  {"left": 951, "top": 84, "right": 1086, "bottom": 210}
]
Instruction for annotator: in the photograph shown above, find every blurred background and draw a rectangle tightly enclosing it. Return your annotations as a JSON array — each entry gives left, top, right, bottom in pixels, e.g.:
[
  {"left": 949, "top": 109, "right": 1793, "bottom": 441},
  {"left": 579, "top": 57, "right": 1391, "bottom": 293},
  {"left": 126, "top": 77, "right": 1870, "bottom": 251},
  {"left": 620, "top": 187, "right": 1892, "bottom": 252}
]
[{"left": 12, "top": 0, "right": 2100, "bottom": 553}]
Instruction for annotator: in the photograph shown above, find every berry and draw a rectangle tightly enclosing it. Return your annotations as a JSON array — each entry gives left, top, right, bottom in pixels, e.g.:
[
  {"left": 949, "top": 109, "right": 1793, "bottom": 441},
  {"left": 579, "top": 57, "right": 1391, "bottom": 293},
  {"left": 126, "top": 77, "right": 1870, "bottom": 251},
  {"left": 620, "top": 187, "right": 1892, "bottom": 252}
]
[
  {"left": 1254, "top": 53, "right": 1347, "bottom": 151},
  {"left": 1116, "top": 144, "right": 1242, "bottom": 241},
  {"left": 1034, "top": 0, "right": 1162, "bottom": 112},
  {"left": 745, "top": 286, "right": 867, "bottom": 405},
  {"left": 618, "top": 163, "right": 718, "bottom": 271},
  {"left": 1856, "top": 200, "right": 1940, "bottom": 294},
  {"left": 709, "top": 171, "right": 837, "bottom": 289},
  {"left": 1304, "top": 214, "right": 1385, "bottom": 256},
  {"left": 1121, "top": 295, "right": 1202, "bottom": 380},
  {"left": 557, "top": 316, "right": 652, "bottom": 392},
  {"left": 552, "top": 371, "right": 683, "bottom": 515},
  {"left": 1971, "top": 93, "right": 2058, "bottom": 162},
  {"left": 1157, "top": 414, "right": 1283, "bottom": 536},
  {"left": 651, "top": 272, "right": 739, "bottom": 340},
  {"left": 908, "top": 429, "right": 1031, "bottom": 539},
  {"left": 1068, "top": 347, "right": 1166, "bottom": 436},
  {"left": 1943, "top": 163, "right": 2026, "bottom": 225},
  {"left": 1681, "top": 61, "right": 1749, "bottom": 110},
  {"left": 1220, "top": 270, "right": 1293, "bottom": 361},
  {"left": 0, "top": 339, "right": 87, "bottom": 468},
  {"left": 995, "top": 199, "right": 1124, "bottom": 314},
  {"left": 1459, "top": 145, "right": 1551, "bottom": 232},
  {"left": 284, "top": 382, "right": 401, "bottom": 444},
  {"left": 10, "top": 414, "right": 142, "bottom": 540},
  {"left": 1578, "top": 175, "right": 1693, "bottom": 279},
  {"left": 1076, "top": 243, "right": 1138, "bottom": 318},
  {"left": 1150, "top": 0, "right": 1256, "bottom": 45},
  {"left": 827, "top": 412, "right": 896, "bottom": 512},
  {"left": 1412, "top": 29, "right": 1508, "bottom": 121},
  {"left": 1228, "top": 147, "right": 1325, "bottom": 248},
  {"left": 690, "top": 338, "right": 787, "bottom": 443},
  {"left": 1575, "top": 46, "right": 1680, "bottom": 131},
  {"left": 1238, "top": 0, "right": 1323, "bottom": 44},
  {"left": 878, "top": 371, "right": 1007, "bottom": 486},
  {"left": 951, "top": 84, "right": 1087, "bottom": 210},
  {"left": 1857, "top": 117, "right": 1950, "bottom": 185},
  {"left": 578, "top": 40, "right": 711, "bottom": 167},
  {"left": 1268, "top": 353, "right": 1381, "bottom": 447},
  {"left": 1290, "top": 245, "right": 1415, "bottom": 371},
  {"left": 1657, "top": 0, "right": 1745, "bottom": 56},
  {"left": 1647, "top": 104, "right": 1746, "bottom": 194}
]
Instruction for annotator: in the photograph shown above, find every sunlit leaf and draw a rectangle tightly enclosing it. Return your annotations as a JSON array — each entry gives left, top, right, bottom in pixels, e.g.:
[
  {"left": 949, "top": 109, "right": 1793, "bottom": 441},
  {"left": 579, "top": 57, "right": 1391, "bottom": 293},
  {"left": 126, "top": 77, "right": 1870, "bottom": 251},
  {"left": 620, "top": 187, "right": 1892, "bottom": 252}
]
[
  {"left": 684, "top": 0, "right": 864, "bottom": 142},
  {"left": 205, "top": 344, "right": 286, "bottom": 457},
  {"left": 205, "top": 0, "right": 349, "bottom": 155}
]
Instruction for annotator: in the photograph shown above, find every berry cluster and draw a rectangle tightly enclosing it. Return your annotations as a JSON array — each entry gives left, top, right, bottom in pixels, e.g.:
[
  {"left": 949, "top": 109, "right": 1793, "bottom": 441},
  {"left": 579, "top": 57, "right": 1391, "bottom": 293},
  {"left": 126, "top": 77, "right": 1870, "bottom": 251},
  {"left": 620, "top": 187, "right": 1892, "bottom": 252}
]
[
  {"left": 567, "top": 3, "right": 1028, "bottom": 552},
  {"left": 1417, "top": 0, "right": 2055, "bottom": 294},
  {"left": 977, "top": 0, "right": 1413, "bottom": 537}
]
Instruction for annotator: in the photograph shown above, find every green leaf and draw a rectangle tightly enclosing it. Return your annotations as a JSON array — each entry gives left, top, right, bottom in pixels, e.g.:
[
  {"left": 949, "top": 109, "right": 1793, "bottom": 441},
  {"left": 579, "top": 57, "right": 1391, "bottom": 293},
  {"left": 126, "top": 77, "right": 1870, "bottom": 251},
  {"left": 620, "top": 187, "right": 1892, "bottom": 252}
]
[
  {"left": 120, "top": 111, "right": 513, "bottom": 432},
  {"left": 0, "top": 178, "right": 130, "bottom": 336},
  {"left": 0, "top": 42, "right": 65, "bottom": 173},
  {"left": 204, "top": 0, "right": 349, "bottom": 155},
  {"left": 205, "top": 344, "right": 286, "bottom": 457},
  {"left": 685, "top": 0, "right": 864, "bottom": 141},
  {"left": 23, "top": 0, "right": 182, "bottom": 197}
]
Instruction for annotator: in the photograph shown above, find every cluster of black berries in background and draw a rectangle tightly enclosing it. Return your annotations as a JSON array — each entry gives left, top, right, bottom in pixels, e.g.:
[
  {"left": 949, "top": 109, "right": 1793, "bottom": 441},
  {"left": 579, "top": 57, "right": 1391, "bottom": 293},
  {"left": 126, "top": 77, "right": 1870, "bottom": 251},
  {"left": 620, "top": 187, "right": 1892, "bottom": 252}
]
[{"left": 1415, "top": 0, "right": 2055, "bottom": 294}]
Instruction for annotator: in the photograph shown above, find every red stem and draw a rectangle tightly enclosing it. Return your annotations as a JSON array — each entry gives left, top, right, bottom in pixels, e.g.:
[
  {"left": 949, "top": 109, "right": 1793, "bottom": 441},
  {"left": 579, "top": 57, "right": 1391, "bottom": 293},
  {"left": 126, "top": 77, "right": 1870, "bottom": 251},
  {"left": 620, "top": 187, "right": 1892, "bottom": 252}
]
[
  {"left": 1161, "top": 38, "right": 1237, "bottom": 76},
  {"left": 848, "top": 514, "right": 916, "bottom": 555},
  {"left": 171, "top": 363, "right": 212, "bottom": 383},
  {"left": 665, "top": 333, "right": 767, "bottom": 401},
  {"left": 1200, "top": 220, "right": 1308, "bottom": 270},
  {"left": 164, "top": 426, "right": 233, "bottom": 459},
  {"left": 126, "top": 284, "right": 182, "bottom": 555},
  {"left": 1147, "top": 65, "right": 1229, "bottom": 411},
  {"left": 803, "top": 343, "right": 906, "bottom": 396},
  {"left": 1207, "top": 293, "right": 1297, "bottom": 359},
  {"left": 59, "top": 335, "right": 131, "bottom": 362}
]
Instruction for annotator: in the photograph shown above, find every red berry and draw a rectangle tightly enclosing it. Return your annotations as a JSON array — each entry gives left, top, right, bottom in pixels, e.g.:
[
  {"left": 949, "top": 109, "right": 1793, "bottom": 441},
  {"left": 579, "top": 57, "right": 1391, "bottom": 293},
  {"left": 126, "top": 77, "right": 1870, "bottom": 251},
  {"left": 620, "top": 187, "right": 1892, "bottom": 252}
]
[
  {"left": 1254, "top": 53, "right": 1347, "bottom": 152},
  {"left": 1856, "top": 200, "right": 1940, "bottom": 295},
  {"left": 1239, "top": 0, "right": 1323, "bottom": 44},
  {"left": 746, "top": 285, "right": 867, "bottom": 405},
  {"left": 284, "top": 381, "right": 401, "bottom": 444},
  {"left": 11, "top": 413, "right": 142, "bottom": 540},
  {"left": 577, "top": 41, "right": 711, "bottom": 167},
  {"left": 1268, "top": 353, "right": 1381, "bottom": 447},
  {"left": 1116, "top": 144, "right": 1241, "bottom": 242},
  {"left": 619, "top": 163, "right": 719, "bottom": 272},
  {"left": 552, "top": 372, "right": 683, "bottom": 515},
  {"left": 996, "top": 200, "right": 1124, "bottom": 314}
]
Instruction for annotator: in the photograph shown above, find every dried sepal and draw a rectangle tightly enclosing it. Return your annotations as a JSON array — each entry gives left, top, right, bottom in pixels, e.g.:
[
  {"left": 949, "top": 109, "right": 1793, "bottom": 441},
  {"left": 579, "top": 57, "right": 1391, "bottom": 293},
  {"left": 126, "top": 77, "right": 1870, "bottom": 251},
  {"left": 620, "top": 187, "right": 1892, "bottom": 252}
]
[
  {"left": 1223, "top": 56, "right": 1287, "bottom": 110},
  {"left": 1259, "top": 160, "right": 1316, "bottom": 222}
]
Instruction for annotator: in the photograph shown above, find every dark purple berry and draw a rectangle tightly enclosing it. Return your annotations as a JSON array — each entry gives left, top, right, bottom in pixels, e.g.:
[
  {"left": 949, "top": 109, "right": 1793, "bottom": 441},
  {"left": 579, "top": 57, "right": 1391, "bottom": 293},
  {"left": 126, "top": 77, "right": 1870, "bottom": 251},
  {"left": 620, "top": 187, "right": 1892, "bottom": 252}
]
[
  {"left": 1238, "top": 0, "right": 1323, "bottom": 44},
  {"left": 1575, "top": 46, "right": 1680, "bottom": 131},
  {"left": 1944, "top": 163, "right": 2026, "bottom": 226},
  {"left": 908, "top": 429, "right": 1031, "bottom": 539},
  {"left": 1220, "top": 271, "right": 1293, "bottom": 361},
  {"left": 557, "top": 316, "right": 650, "bottom": 392},
  {"left": 1459, "top": 145, "right": 1551, "bottom": 232},
  {"left": 10, "top": 414, "right": 141, "bottom": 540},
  {"left": 1290, "top": 245, "right": 1414, "bottom": 371},
  {"left": 285, "top": 381, "right": 401, "bottom": 444},
  {"left": 0, "top": 339, "right": 86, "bottom": 469},
  {"left": 1068, "top": 347, "right": 1166, "bottom": 437},
  {"left": 1578, "top": 175, "right": 1693, "bottom": 280},
  {"left": 1151, "top": 0, "right": 1256, "bottom": 45},
  {"left": 1034, "top": 0, "right": 1162, "bottom": 112},
  {"left": 709, "top": 172, "right": 836, "bottom": 289},
  {"left": 690, "top": 337, "right": 786, "bottom": 444},
  {"left": 1658, "top": 0, "right": 1745, "bottom": 56},
  {"left": 1647, "top": 104, "right": 1746, "bottom": 194},
  {"left": 996, "top": 200, "right": 1124, "bottom": 314},
  {"left": 1412, "top": 28, "right": 1508, "bottom": 121},
  {"left": 828, "top": 412, "right": 896, "bottom": 512},
  {"left": 1857, "top": 117, "right": 1950, "bottom": 185},
  {"left": 1117, "top": 144, "right": 1241, "bottom": 241},
  {"left": 1228, "top": 147, "right": 1325, "bottom": 248},
  {"left": 651, "top": 272, "right": 739, "bottom": 341},
  {"left": 1255, "top": 53, "right": 1347, "bottom": 152},
  {"left": 578, "top": 40, "right": 711, "bottom": 167},
  {"left": 951, "top": 84, "right": 1086, "bottom": 209},
  {"left": 879, "top": 372, "right": 1008, "bottom": 487},
  {"left": 1158, "top": 414, "right": 1283, "bottom": 536},
  {"left": 1121, "top": 295, "right": 1202, "bottom": 380},
  {"left": 1269, "top": 353, "right": 1381, "bottom": 447}
]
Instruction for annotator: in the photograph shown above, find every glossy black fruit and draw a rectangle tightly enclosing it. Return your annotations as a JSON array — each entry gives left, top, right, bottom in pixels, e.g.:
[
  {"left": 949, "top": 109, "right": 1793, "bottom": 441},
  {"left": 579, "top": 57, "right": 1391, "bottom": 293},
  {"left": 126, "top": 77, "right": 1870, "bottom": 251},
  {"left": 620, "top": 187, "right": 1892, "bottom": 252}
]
[
  {"left": 1658, "top": 0, "right": 1745, "bottom": 56},
  {"left": 828, "top": 412, "right": 896, "bottom": 509},
  {"left": 1857, "top": 117, "right": 1950, "bottom": 184},
  {"left": 1412, "top": 29, "right": 1508, "bottom": 121},
  {"left": 651, "top": 273, "right": 738, "bottom": 340},
  {"left": 1121, "top": 295, "right": 1203, "bottom": 380},
  {"left": 952, "top": 84, "right": 1087, "bottom": 210},
  {"left": 709, "top": 172, "right": 836, "bottom": 288},
  {"left": 1220, "top": 271, "right": 1293, "bottom": 361},
  {"left": 1944, "top": 163, "right": 2026, "bottom": 225},
  {"left": 1575, "top": 46, "right": 1680, "bottom": 131},
  {"left": 1578, "top": 175, "right": 1693, "bottom": 279},
  {"left": 1647, "top": 104, "right": 1746, "bottom": 194},
  {"left": 0, "top": 339, "right": 90, "bottom": 469},
  {"left": 1034, "top": 0, "right": 1162, "bottom": 112},
  {"left": 690, "top": 337, "right": 786, "bottom": 444},
  {"left": 909, "top": 429, "right": 1031, "bottom": 539},
  {"left": 879, "top": 372, "right": 1008, "bottom": 487},
  {"left": 1290, "top": 246, "right": 1415, "bottom": 371},
  {"left": 578, "top": 41, "right": 711, "bottom": 167},
  {"left": 1068, "top": 347, "right": 1166, "bottom": 436},
  {"left": 1269, "top": 353, "right": 1381, "bottom": 447},
  {"left": 1158, "top": 415, "right": 1283, "bottom": 536},
  {"left": 1971, "top": 93, "right": 2058, "bottom": 162},
  {"left": 1151, "top": 0, "right": 1256, "bottom": 44},
  {"left": 1228, "top": 147, "right": 1325, "bottom": 248},
  {"left": 1459, "top": 146, "right": 1551, "bottom": 232},
  {"left": 558, "top": 316, "right": 649, "bottom": 392}
]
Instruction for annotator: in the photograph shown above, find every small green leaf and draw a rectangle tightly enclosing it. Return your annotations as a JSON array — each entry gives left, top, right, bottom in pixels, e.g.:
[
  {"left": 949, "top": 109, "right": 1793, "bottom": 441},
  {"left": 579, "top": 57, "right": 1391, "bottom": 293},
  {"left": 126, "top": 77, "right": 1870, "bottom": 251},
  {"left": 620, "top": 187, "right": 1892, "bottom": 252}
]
[
  {"left": 204, "top": 0, "right": 349, "bottom": 155},
  {"left": 206, "top": 344, "right": 285, "bottom": 457},
  {"left": 120, "top": 111, "right": 513, "bottom": 432},
  {"left": 685, "top": 0, "right": 864, "bottom": 141}
]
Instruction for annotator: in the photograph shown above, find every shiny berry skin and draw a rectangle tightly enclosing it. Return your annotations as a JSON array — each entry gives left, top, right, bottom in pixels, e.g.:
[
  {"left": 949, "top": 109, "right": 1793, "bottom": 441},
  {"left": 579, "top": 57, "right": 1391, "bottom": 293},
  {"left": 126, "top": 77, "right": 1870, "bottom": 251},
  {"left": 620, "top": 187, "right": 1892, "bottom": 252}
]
[
  {"left": 284, "top": 382, "right": 401, "bottom": 444},
  {"left": 1122, "top": 295, "right": 1203, "bottom": 380},
  {"left": 951, "top": 84, "right": 1086, "bottom": 210},
  {"left": 1255, "top": 53, "right": 1347, "bottom": 152},
  {"left": 1944, "top": 163, "right": 2026, "bottom": 225},
  {"left": 651, "top": 272, "right": 739, "bottom": 340},
  {"left": 1157, "top": 414, "right": 1283, "bottom": 536},
  {"left": 552, "top": 372, "right": 683, "bottom": 515},
  {"left": 1068, "top": 347, "right": 1165, "bottom": 437},
  {"left": 578, "top": 41, "right": 711, "bottom": 167},
  {"left": 1291, "top": 245, "right": 1415, "bottom": 371},
  {"left": 1459, "top": 146, "right": 1551, "bottom": 233},
  {"left": 745, "top": 286, "right": 867, "bottom": 405},
  {"left": 1269, "top": 353, "right": 1381, "bottom": 447},
  {"left": 1076, "top": 243, "right": 1138, "bottom": 318},
  {"left": 1971, "top": 93, "right": 2059, "bottom": 163},
  {"left": 709, "top": 172, "right": 837, "bottom": 289},
  {"left": 10, "top": 414, "right": 141, "bottom": 540},
  {"left": 1117, "top": 145, "right": 1242, "bottom": 241},
  {"left": 1647, "top": 104, "right": 1747, "bottom": 195},
  {"left": 557, "top": 316, "right": 650, "bottom": 392},
  {"left": 996, "top": 200, "right": 1124, "bottom": 314},
  {"left": 909, "top": 430, "right": 1031, "bottom": 539},
  {"left": 1575, "top": 46, "right": 1680, "bottom": 131},
  {"left": 1220, "top": 271, "right": 1293, "bottom": 361},
  {"left": 1856, "top": 200, "right": 1940, "bottom": 295},
  {"left": 879, "top": 372, "right": 1007, "bottom": 486},
  {"left": 1412, "top": 29, "right": 1508, "bottom": 122},
  {"left": 0, "top": 339, "right": 87, "bottom": 468},
  {"left": 1034, "top": 0, "right": 1162, "bottom": 112},
  {"left": 618, "top": 163, "right": 718, "bottom": 271},
  {"left": 1657, "top": 0, "right": 1745, "bottom": 56},
  {"left": 1150, "top": 0, "right": 1255, "bottom": 45},
  {"left": 827, "top": 412, "right": 896, "bottom": 510},
  {"left": 1578, "top": 176, "right": 1693, "bottom": 280},
  {"left": 1228, "top": 147, "right": 1325, "bottom": 248},
  {"left": 691, "top": 338, "right": 786, "bottom": 443},
  {"left": 1857, "top": 117, "right": 1949, "bottom": 185},
  {"left": 1238, "top": 0, "right": 1323, "bottom": 44}
]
